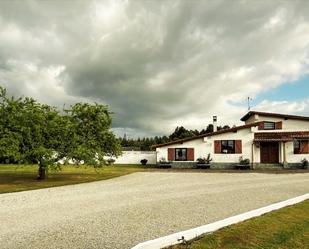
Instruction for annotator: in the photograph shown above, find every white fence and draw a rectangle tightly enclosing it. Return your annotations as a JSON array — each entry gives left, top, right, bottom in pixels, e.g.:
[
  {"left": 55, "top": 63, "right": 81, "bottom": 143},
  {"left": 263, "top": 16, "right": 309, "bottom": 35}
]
[{"left": 114, "top": 151, "right": 157, "bottom": 165}]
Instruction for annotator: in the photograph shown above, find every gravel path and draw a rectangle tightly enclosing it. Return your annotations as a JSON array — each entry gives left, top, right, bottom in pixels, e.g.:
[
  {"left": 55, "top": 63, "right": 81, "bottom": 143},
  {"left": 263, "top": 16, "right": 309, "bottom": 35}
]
[{"left": 1, "top": 172, "right": 309, "bottom": 249}]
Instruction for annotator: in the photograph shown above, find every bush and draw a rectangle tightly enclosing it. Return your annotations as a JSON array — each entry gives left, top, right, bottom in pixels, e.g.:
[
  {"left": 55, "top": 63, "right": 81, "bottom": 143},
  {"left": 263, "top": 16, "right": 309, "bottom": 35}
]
[
  {"left": 301, "top": 158, "right": 308, "bottom": 169},
  {"left": 196, "top": 157, "right": 206, "bottom": 164},
  {"left": 205, "top": 153, "right": 212, "bottom": 164},
  {"left": 196, "top": 154, "right": 212, "bottom": 164},
  {"left": 140, "top": 159, "right": 148, "bottom": 165},
  {"left": 239, "top": 156, "right": 250, "bottom": 165}
]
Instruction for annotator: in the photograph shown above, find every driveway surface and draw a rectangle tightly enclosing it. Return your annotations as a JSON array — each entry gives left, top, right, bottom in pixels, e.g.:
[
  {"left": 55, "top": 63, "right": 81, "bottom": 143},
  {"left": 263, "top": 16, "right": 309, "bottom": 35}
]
[{"left": 1, "top": 172, "right": 309, "bottom": 249}]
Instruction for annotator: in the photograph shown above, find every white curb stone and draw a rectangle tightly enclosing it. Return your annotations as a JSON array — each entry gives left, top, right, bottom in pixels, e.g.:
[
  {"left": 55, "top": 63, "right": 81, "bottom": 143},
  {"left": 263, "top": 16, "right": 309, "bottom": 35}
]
[{"left": 132, "top": 193, "right": 309, "bottom": 249}]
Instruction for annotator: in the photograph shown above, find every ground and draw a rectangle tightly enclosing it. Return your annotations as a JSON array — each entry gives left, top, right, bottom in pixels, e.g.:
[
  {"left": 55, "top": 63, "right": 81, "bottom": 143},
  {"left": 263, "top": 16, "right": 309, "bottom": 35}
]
[
  {"left": 0, "top": 172, "right": 308, "bottom": 249},
  {"left": 170, "top": 199, "right": 309, "bottom": 249},
  {"left": 0, "top": 164, "right": 145, "bottom": 193}
]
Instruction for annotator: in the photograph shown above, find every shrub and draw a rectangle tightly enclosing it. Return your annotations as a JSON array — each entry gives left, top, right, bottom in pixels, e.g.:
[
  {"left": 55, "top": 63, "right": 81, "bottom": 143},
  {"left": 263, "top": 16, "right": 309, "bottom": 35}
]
[
  {"left": 301, "top": 158, "right": 308, "bottom": 169},
  {"left": 140, "top": 159, "right": 148, "bottom": 165},
  {"left": 197, "top": 154, "right": 212, "bottom": 164},
  {"left": 239, "top": 156, "right": 250, "bottom": 165},
  {"left": 197, "top": 157, "right": 206, "bottom": 164},
  {"left": 205, "top": 153, "right": 212, "bottom": 164}
]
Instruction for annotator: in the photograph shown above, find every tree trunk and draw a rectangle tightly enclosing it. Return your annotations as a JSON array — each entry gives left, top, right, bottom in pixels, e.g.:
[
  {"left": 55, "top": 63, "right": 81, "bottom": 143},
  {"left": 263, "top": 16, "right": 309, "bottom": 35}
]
[{"left": 37, "top": 163, "right": 47, "bottom": 180}]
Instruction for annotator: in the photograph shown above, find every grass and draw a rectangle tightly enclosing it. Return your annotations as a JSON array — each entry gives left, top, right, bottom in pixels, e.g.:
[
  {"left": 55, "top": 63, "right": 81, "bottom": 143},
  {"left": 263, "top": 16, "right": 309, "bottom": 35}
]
[
  {"left": 170, "top": 200, "right": 309, "bottom": 249},
  {"left": 0, "top": 164, "right": 145, "bottom": 194}
]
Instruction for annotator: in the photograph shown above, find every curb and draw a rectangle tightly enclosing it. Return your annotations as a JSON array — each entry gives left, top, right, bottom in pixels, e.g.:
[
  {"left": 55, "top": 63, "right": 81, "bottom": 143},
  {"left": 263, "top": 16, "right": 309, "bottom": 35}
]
[{"left": 131, "top": 193, "right": 309, "bottom": 249}]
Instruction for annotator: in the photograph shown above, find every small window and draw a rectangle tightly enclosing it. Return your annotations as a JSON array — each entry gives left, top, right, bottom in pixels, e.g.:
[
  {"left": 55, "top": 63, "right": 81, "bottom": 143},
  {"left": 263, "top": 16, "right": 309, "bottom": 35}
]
[
  {"left": 221, "top": 140, "right": 235, "bottom": 154},
  {"left": 264, "top": 122, "right": 275, "bottom": 130},
  {"left": 175, "top": 148, "right": 187, "bottom": 161},
  {"left": 294, "top": 140, "right": 301, "bottom": 154},
  {"left": 294, "top": 139, "right": 309, "bottom": 154}
]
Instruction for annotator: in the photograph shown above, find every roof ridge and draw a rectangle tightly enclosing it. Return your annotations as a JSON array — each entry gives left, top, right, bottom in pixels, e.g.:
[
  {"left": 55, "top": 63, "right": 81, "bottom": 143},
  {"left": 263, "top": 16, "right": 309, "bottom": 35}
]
[{"left": 241, "top": 111, "right": 309, "bottom": 121}]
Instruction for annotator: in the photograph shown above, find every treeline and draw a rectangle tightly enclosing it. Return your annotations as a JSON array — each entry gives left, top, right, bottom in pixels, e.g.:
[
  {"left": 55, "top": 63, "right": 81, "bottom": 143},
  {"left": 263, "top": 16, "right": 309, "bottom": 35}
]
[{"left": 119, "top": 124, "right": 230, "bottom": 151}]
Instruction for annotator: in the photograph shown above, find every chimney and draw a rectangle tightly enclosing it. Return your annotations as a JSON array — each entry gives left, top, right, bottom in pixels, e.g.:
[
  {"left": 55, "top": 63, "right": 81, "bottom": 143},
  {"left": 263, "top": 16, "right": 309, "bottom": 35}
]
[{"left": 213, "top": 116, "right": 217, "bottom": 132}]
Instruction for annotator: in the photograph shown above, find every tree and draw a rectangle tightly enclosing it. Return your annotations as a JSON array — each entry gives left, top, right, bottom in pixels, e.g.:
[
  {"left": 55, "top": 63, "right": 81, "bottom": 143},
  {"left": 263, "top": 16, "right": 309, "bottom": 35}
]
[
  {"left": 0, "top": 88, "right": 65, "bottom": 178},
  {"left": 0, "top": 86, "right": 121, "bottom": 179},
  {"left": 169, "top": 126, "right": 194, "bottom": 140},
  {"left": 200, "top": 124, "right": 214, "bottom": 134},
  {"left": 116, "top": 123, "right": 231, "bottom": 151},
  {"left": 66, "top": 103, "right": 121, "bottom": 166}
]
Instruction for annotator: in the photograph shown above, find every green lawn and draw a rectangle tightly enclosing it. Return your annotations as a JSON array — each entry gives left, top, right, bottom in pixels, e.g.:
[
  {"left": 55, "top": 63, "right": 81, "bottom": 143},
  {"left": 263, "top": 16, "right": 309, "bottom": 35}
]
[
  {"left": 0, "top": 164, "right": 145, "bottom": 194},
  {"left": 170, "top": 200, "right": 309, "bottom": 249}
]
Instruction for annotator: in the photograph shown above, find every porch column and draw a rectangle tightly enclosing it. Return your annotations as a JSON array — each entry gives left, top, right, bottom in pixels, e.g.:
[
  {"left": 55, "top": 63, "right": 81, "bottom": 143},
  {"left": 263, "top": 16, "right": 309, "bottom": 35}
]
[
  {"left": 283, "top": 142, "right": 288, "bottom": 168},
  {"left": 251, "top": 143, "right": 255, "bottom": 170}
]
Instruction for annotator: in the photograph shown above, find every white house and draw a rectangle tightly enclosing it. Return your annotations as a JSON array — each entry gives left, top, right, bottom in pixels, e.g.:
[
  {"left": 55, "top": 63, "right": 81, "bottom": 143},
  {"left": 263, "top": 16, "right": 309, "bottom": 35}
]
[{"left": 153, "top": 111, "right": 309, "bottom": 169}]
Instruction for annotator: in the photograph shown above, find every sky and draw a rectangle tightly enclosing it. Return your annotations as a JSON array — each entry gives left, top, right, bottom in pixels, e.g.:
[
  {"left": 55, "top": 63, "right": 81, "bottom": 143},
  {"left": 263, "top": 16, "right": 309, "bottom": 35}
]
[{"left": 0, "top": 0, "right": 308, "bottom": 138}]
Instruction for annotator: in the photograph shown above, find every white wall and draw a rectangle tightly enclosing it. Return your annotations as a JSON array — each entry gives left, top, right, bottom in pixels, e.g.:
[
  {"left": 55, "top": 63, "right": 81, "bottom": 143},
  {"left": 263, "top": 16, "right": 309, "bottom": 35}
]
[
  {"left": 206, "top": 128, "right": 254, "bottom": 163},
  {"left": 113, "top": 151, "right": 157, "bottom": 165},
  {"left": 285, "top": 141, "right": 309, "bottom": 163},
  {"left": 156, "top": 128, "right": 255, "bottom": 164},
  {"left": 246, "top": 115, "right": 309, "bottom": 131},
  {"left": 156, "top": 138, "right": 205, "bottom": 162}
]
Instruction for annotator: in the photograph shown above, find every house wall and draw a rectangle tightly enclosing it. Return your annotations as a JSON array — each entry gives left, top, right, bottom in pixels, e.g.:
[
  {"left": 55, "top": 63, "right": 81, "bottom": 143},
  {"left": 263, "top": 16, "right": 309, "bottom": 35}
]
[
  {"left": 156, "top": 128, "right": 256, "bottom": 167},
  {"left": 205, "top": 128, "right": 254, "bottom": 163},
  {"left": 113, "top": 151, "right": 157, "bottom": 165},
  {"left": 245, "top": 114, "right": 259, "bottom": 124},
  {"left": 156, "top": 129, "right": 309, "bottom": 168},
  {"left": 246, "top": 115, "right": 309, "bottom": 131},
  {"left": 156, "top": 138, "right": 205, "bottom": 162},
  {"left": 285, "top": 141, "right": 308, "bottom": 164}
]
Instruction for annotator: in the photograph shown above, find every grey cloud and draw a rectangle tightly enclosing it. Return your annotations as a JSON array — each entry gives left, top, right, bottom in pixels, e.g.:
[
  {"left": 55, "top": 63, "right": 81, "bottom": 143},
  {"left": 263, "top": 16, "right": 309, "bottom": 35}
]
[{"left": 0, "top": 0, "right": 309, "bottom": 136}]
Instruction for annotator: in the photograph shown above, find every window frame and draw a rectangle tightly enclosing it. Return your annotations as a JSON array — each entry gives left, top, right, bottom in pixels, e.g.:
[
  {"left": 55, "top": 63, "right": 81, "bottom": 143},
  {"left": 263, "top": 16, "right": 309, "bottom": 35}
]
[
  {"left": 263, "top": 121, "right": 275, "bottom": 130},
  {"left": 175, "top": 148, "right": 187, "bottom": 161},
  {"left": 221, "top": 140, "right": 235, "bottom": 154}
]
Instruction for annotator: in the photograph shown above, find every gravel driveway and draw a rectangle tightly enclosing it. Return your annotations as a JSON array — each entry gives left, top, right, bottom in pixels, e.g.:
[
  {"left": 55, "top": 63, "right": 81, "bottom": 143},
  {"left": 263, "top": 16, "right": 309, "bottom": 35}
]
[{"left": 1, "top": 172, "right": 309, "bottom": 249}]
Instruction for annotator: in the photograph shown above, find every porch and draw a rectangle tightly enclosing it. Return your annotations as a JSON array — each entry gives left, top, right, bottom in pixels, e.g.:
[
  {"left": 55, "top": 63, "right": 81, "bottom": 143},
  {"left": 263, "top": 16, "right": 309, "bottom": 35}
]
[{"left": 253, "top": 131, "right": 309, "bottom": 167}]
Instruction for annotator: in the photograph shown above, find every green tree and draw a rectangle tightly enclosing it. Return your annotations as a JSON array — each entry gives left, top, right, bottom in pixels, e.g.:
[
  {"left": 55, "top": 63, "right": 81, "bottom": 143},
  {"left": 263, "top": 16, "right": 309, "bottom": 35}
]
[
  {"left": 0, "top": 86, "right": 121, "bottom": 179},
  {"left": 169, "top": 126, "right": 196, "bottom": 140},
  {"left": 0, "top": 88, "right": 64, "bottom": 178},
  {"left": 66, "top": 103, "right": 121, "bottom": 166}
]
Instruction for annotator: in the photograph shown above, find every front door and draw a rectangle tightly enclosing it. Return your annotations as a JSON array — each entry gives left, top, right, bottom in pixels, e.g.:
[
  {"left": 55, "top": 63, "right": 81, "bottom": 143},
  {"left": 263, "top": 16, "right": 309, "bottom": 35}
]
[{"left": 260, "top": 142, "right": 279, "bottom": 163}]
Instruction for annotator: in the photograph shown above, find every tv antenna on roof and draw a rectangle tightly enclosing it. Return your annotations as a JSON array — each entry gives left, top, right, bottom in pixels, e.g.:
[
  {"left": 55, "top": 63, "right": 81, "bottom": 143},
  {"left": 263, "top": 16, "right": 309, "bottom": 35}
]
[{"left": 247, "top": 97, "right": 253, "bottom": 111}]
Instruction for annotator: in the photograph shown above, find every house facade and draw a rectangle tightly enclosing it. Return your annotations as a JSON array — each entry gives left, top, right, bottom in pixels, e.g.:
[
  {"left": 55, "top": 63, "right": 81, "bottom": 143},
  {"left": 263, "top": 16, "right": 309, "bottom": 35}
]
[{"left": 154, "top": 111, "right": 309, "bottom": 169}]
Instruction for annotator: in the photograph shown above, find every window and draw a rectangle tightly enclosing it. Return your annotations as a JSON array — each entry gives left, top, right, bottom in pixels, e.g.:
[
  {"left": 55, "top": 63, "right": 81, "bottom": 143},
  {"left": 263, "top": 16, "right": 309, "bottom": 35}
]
[
  {"left": 294, "top": 139, "right": 309, "bottom": 154},
  {"left": 214, "top": 140, "right": 242, "bottom": 154},
  {"left": 221, "top": 140, "right": 235, "bottom": 154},
  {"left": 259, "top": 121, "right": 282, "bottom": 130},
  {"left": 264, "top": 122, "right": 275, "bottom": 130},
  {"left": 294, "top": 140, "right": 300, "bottom": 154},
  {"left": 175, "top": 148, "right": 187, "bottom": 161}
]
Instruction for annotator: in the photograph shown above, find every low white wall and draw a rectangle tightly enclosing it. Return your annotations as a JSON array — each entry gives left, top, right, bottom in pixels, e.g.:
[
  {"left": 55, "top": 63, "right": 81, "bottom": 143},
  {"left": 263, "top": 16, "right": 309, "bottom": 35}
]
[
  {"left": 132, "top": 193, "right": 309, "bottom": 249},
  {"left": 114, "top": 151, "right": 157, "bottom": 165}
]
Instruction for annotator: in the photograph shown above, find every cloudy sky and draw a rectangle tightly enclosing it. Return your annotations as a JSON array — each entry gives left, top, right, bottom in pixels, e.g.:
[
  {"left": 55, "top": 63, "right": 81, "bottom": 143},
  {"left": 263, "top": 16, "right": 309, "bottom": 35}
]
[{"left": 0, "top": 0, "right": 309, "bottom": 137}]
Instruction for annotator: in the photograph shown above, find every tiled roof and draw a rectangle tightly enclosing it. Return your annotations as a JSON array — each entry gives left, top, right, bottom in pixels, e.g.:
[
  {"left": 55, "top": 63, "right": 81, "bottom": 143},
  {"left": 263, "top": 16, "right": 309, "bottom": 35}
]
[{"left": 254, "top": 131, "right": 309, "bottom": 142}]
